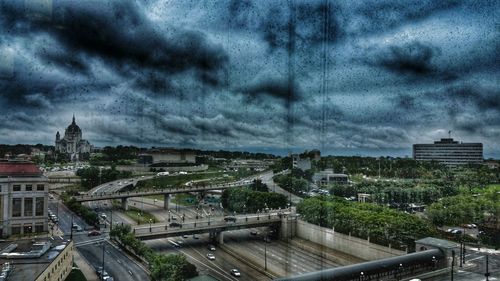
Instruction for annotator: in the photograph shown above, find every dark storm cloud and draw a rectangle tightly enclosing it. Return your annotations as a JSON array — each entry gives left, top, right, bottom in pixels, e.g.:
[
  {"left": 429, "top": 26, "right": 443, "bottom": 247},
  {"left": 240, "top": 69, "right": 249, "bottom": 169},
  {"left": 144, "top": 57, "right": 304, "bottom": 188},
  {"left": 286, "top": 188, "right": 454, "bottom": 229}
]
[
  {"left": 238, "top": 76, "right": 303, "bottom": 103},
  {"left": 0, "top": 0, "right": 498, "bottom": 157},
  {"left": 0, "top": 0, "right": 228, "bottom": 91},
  {"left": 259, "top": 1, "right": 343, "bottom": 51},
  {"left": 353, "top": 0, "right": 461, "bottom": 34},
  {"left": 364, "top": 41, "right": 456, "bottom": 80}
]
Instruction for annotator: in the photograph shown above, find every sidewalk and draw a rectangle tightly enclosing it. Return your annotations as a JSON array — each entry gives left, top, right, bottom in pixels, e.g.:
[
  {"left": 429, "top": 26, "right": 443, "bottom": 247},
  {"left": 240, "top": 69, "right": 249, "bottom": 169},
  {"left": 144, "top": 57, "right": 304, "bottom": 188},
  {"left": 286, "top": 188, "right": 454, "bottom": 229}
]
[{"left": 73, "top": 250, "right": 100, "bottom": 281}]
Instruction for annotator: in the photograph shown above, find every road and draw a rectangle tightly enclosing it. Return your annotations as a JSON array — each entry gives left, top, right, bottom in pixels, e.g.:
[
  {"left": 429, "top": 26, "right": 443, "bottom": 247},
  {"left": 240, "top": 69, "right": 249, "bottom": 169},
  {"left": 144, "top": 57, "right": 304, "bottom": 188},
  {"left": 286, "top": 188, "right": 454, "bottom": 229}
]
[
  {"left": 49, "top": 197, "right": 150, "bottom": 281},
  {"left": 144, "top": 226, "right": 345, "bottom": 280}
]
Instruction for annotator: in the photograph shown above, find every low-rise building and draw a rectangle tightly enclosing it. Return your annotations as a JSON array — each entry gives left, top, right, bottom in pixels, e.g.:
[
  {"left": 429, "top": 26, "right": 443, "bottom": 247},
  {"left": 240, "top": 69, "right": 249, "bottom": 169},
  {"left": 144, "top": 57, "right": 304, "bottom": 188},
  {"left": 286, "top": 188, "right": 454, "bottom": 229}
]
[
  {"left": 0, "top": 237, "right": 74, "bottom": 281},
  {"left": 0, "top": 160, "right": 48, "bottom": 237},
  {"left": 312, "top": 169, "right": 348, "bottom": 185},
  {"left": 139, "top": 148, "right": 196, "bottom": 165}
]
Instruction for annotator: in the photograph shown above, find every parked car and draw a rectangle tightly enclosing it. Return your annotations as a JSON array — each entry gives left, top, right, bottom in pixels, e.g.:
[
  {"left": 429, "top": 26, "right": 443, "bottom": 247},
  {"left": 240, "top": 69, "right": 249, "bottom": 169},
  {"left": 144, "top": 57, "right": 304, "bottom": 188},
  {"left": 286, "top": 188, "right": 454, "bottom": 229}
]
[{"left": 206, "top": 253, "right": 215, "bottom": 260}]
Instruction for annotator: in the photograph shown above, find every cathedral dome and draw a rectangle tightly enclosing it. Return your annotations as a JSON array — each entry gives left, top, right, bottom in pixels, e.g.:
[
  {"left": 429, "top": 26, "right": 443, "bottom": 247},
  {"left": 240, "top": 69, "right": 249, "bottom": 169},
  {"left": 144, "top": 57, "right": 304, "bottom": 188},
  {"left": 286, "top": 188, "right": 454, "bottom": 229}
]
[{"left": 65, "top": 115, "right": 82, "bottom": 136}]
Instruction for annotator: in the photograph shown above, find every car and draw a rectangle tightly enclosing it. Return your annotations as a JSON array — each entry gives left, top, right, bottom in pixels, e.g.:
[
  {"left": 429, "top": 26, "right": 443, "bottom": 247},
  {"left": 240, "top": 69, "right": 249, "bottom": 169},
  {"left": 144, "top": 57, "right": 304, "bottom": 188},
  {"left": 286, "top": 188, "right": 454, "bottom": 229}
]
[
  {"left": 169, "top": 222, "right": 181, "bottom": 227},
  {"left": 72, "top": 224, "right": 83, "bottom": 232},
  {"left": 231, "top": 269, "right": 241, "bottom": 277},
  {"left": 207, "top": 245, "right": 216, "bottom": 251},
  {"left": 206, "top": 253, "right": 215, "bottom": 260},
  {"left": 88, "top": 230, "right": 101, "bottom": 236},
  {"left": 182, "top": 235, "right": 188, "bottom": 238},
  {"left": 451, "top": 229, "right": 463, "bottom": 234},
  {"left": 470, "top": 223, "right": 477, "bottom": 228},
  {"left": 193, "top": 235, "right": 199, "bottom": 239},
  {"left": 224, "top": 216, "right": 237, "bottom": 222},
  {"left": 250, "top": 231, "right": 258, "bottom": 236},
  {"left": 100, "top": 213, "right": 107, "bottom": 220}
]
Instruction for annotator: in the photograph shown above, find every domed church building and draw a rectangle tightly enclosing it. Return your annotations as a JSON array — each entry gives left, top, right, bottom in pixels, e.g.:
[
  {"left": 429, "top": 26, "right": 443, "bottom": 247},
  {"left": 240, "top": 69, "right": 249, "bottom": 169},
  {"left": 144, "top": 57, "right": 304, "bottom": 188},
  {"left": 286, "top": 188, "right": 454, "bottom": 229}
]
[{"left": 55, "top": 115, "right": 92, "bottom": 161}]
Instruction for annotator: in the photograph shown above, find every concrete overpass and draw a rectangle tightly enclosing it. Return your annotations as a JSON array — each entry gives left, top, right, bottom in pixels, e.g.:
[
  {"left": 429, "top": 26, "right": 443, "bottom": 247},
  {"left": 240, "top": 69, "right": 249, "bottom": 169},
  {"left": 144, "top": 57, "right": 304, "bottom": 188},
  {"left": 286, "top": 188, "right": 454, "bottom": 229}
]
[
  {"left": 73, "top": 181, "right": 251, "bottom": 210},
  {"left": 132, "top": 213, "right": 297, "bottom": 243}
]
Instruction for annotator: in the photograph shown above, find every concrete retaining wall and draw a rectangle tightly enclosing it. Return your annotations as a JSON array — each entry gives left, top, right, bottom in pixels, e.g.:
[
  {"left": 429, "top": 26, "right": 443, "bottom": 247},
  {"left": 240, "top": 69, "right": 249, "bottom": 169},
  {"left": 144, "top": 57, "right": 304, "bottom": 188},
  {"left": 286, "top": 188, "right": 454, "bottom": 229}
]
[{"left": 296, "top": 220, "right": 406, "bottom": 261}]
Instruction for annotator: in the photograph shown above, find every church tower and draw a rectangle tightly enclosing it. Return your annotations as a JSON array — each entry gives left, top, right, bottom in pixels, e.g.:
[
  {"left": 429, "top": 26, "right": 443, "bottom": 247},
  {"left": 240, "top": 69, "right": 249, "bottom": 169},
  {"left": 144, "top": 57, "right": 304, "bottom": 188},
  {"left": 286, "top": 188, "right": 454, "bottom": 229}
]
[{"left": 56, "top": 131, "right": 60, "bottom": 141}]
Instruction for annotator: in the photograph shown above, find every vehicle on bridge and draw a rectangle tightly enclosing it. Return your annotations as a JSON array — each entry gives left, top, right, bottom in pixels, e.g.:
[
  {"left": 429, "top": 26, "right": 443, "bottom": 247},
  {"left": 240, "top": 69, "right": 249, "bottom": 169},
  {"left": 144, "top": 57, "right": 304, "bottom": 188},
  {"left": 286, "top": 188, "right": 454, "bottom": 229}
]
[
  {"left": 88, "top": 230, "right": 102, "bottom": 236},
  {"left": 169, "top": 222, "right": 181, "bottom": 227},
  {"left": 224, "top": 216, "right": 237, "bottom": 222}
]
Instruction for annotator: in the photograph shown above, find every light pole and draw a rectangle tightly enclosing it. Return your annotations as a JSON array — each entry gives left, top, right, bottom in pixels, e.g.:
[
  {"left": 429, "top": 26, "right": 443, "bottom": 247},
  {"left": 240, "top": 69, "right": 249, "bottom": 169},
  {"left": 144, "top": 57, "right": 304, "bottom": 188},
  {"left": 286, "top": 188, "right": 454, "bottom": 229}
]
[
  {"left": 101, "top": 241, "right": 105, "bottom": 281},
  {"left": 149, "top": 219, "right": 153, "bottom": 232},
  {"left": 264, "top": 233, "right": 267, "bottom": 271},
  {"left": 168, "top": 210, "right": 171, "bottom": 222},
  {"left": 137, "top": 213, "right": 141, "bottom": 225},
  {"left": 70, "top": 215, "right": 74, "bottom": 240},
  {"left": 110, "top": 208, "right": 113, "bottom": 232}
]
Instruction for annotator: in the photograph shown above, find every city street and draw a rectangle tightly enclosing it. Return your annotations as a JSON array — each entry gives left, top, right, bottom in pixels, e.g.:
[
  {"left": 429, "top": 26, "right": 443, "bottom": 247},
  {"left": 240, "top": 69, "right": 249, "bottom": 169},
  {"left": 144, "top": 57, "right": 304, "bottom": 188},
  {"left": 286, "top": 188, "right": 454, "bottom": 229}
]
[{"left": 49, "top": 197, "right": 150, "bottom": 281}]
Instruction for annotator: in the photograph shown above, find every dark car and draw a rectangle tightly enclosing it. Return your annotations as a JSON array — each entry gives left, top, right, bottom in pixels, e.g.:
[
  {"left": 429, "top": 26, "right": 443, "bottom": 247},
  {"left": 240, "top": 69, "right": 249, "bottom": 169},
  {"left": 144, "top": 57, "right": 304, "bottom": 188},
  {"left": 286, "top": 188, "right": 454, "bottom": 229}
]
[
  {"left": 224, "top": 216, "right": 237, "bottom": 222},
  {"left": 169, "top": 222, "right": 181, "bottom": 227}
]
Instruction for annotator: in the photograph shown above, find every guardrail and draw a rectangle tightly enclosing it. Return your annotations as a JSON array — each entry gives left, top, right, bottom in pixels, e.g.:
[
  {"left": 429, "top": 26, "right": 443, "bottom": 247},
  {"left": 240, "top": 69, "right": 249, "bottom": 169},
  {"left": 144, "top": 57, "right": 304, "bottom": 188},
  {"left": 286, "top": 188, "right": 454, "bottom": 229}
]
[{"left": 133, "top": 213, "right": 286, "bottom": 239}]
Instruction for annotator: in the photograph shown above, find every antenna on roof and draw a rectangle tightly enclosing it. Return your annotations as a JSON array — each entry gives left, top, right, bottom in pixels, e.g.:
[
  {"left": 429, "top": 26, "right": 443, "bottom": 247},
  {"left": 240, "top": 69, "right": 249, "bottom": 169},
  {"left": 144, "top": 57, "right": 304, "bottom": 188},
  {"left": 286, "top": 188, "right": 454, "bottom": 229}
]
[{"left": 448, "top": 130, "right": 451, "bottom": 139}]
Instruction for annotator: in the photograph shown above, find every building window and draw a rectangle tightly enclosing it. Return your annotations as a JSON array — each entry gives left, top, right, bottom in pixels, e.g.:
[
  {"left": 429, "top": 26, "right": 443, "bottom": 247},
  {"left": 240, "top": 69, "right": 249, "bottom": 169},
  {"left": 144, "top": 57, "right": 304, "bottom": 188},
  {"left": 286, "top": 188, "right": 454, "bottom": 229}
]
[
  {"left": 11, "top": 226, "right": 21, "bottom": 235},
  {"left": 35, "top": 224, "right": 44, "bottom": 233},
  {"left": 13, "top": 185, "right": 21, "bottom": 191},
  {"left": 35, "top": 197, "right": 45, "bottom": 216},
  {"left": 12, "top": 198, "right": 22, "bottom": 217},
  {"left": 26, "top": 184, "right": 32, "bottom": 191},
  {"left": 24, "top": 198, "right": 33, "bottom": 217},
  {"left": 37, "top": 184, "right": 45, "bottom": 191}
]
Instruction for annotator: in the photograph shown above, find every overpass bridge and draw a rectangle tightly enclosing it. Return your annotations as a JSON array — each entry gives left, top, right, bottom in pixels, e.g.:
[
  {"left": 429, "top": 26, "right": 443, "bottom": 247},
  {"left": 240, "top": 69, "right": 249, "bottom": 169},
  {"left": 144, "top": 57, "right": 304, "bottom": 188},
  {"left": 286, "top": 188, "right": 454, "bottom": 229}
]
[
  {"left": 73, "top": 181, "right": 251, "bottom": 210},
  {"left": 132, "top": 213, "right": 297, "bottom": 243}
]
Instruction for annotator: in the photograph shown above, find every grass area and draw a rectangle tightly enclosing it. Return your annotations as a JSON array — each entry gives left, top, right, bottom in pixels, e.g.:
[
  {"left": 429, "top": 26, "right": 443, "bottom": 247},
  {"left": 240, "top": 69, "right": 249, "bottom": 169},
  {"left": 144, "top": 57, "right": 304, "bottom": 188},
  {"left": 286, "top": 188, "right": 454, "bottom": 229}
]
[
  {"left": 172, "top": 193, "right": 198, "bottom": 206},
  {"left": 65, "top": 268, "right": 87, "bottom": 281},
  {"left": 125, "top": 206, "right": 157, "bottom": 224}
]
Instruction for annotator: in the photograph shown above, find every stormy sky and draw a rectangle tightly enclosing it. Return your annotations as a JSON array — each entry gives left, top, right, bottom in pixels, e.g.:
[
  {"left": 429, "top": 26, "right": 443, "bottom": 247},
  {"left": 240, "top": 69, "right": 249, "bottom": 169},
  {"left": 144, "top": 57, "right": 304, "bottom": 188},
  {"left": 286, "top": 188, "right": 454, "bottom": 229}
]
[{"left": 0, "top": 0, "right": 499, "bottom": 157}]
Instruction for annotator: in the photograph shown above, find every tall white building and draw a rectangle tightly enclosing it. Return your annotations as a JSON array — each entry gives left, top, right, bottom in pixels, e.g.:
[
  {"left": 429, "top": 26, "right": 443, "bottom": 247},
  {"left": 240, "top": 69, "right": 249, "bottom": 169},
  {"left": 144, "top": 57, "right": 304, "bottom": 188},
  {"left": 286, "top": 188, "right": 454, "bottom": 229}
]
[
  {"left": 0, "top": 160, "right": 48, "bottom": 237},
  {"left": 413, "top": 138, "right": 483, "bottom": 166},
  {"left": 55, "top": 115, "right": 92, "bottom": 161}
]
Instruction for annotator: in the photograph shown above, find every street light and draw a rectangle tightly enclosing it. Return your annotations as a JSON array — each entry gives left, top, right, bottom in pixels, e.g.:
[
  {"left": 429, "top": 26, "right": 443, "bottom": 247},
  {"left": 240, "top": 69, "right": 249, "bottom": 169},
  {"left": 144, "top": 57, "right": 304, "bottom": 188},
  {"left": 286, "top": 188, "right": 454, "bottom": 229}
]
[
  {"left": 359, "top": 272, "right": 365, "bottom": 281},
  {"left": 137, "top": 213, "right": 141, "bottom": 225},
  {"left": 149, "top": 219, "right": 153, "bottom": 232},
  {"left": 397, "top": 263, "right": 403, "bottom": 281},
  {"left": 101, "top": 241, "right": 105, "bottom": 281},
  {"left": 168, "top": 210, "right": 171, "bottom": 222}
]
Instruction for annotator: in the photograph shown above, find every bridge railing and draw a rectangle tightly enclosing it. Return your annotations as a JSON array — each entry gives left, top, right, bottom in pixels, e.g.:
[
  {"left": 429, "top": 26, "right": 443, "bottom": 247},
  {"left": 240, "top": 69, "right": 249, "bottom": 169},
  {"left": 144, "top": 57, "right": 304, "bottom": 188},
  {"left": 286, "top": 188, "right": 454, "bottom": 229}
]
[
  {"left": 133, "top": 213, "right": 284, "bottom": 236},
  {"left": 74, "top": 181, "right": 251, "bottom": 201}
]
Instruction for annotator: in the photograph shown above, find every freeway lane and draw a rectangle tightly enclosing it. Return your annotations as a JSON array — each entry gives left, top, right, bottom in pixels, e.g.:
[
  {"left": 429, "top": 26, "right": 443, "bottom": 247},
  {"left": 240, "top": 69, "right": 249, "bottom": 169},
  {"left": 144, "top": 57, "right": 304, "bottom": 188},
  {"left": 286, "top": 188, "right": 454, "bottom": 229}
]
[{"left": 145, "top": 232, "right": 271, "bottom": 281}]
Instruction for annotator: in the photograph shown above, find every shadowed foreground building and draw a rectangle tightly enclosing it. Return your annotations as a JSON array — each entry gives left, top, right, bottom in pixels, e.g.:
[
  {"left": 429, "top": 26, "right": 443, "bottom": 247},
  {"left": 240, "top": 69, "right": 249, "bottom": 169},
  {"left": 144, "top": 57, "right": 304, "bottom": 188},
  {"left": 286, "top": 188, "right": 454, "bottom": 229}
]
[
  {"left": 0, "top": 160, "right": 48, "bottom": 237},
  {"left": 413, "top": 138, "right": 483, "bottom": 166}
]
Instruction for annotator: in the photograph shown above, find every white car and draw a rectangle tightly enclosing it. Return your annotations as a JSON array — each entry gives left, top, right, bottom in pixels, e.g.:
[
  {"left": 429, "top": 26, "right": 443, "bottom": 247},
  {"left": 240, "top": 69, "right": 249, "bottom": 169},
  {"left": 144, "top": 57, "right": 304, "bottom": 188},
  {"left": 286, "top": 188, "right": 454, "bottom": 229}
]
[
  {"left": 206, "top": 253, "right": 215, "bottom": 260},
  {"left": 231, "top": 269, "right": 241, "bottom": 277}
]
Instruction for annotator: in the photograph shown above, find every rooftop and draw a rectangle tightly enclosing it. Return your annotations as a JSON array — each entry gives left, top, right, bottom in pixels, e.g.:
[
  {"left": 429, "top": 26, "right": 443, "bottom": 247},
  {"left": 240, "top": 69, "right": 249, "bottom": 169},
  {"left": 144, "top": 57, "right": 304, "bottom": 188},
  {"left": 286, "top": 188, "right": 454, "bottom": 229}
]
[
  {"left": 0, "top": 236, "right": 72, "bottom": 280},
  {"left": 0, "top": 161, "right": 43, "bottom": 176}
]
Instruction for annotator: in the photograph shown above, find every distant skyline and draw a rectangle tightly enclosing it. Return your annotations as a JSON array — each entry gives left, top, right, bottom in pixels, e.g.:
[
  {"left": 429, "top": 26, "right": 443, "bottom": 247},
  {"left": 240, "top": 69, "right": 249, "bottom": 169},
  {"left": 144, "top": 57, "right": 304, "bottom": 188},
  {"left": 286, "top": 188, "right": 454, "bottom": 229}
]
[{"left": 0, "top": 1, "right": 499, "bottom": 158}]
